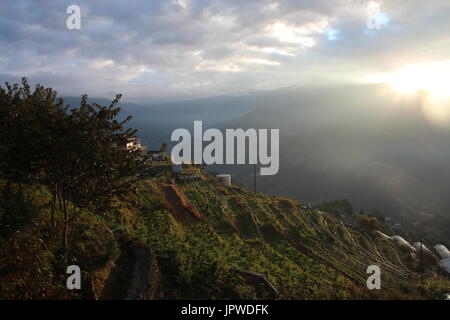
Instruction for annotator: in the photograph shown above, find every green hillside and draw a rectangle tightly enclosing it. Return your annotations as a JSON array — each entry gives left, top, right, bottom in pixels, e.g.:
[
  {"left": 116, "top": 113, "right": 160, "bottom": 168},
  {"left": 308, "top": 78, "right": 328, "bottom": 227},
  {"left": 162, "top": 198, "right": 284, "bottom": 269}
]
[
  {"left": 2, "top": 165, "right": 450, "bottom": 299},
  {"left": 128, "top": 175, "right": 449, "bottom": 299}
]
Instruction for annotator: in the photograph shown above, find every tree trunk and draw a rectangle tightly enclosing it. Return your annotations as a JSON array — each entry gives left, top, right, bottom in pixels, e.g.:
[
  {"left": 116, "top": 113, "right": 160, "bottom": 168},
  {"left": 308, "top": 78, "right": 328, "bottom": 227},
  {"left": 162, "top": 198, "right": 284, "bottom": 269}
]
[
  {"left": 50, "top": 191, "right": 56, "bottom": 228},
  {"left": 57, "top": 185, "right": 63, "bottom": 210},
  {"left": 72, "top": 203, "right": 77, "bottom": 223},
  {"left": 62, "top": 197, "right": 68, "bottom": 252}
]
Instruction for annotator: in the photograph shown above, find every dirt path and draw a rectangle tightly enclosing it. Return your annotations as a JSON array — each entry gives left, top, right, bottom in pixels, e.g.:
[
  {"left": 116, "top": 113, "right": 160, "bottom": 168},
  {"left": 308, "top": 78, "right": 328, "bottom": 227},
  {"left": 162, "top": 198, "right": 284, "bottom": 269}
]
[
  {"left": 100, "top": 233, "right": 160, "bottom": 300},
  {"left": 161, "top": 184, "right": 204, "bottom": 224}
]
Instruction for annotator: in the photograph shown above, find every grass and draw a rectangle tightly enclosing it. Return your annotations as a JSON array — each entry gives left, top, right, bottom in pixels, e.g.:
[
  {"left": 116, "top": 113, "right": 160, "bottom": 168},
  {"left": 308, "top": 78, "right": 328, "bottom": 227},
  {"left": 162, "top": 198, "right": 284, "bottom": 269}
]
[
  {"left": 128, "top": 175, "right": 450, "bottom": 299},
  {"left": 1, "top": 175, "right": 449, "bottom": 299}
]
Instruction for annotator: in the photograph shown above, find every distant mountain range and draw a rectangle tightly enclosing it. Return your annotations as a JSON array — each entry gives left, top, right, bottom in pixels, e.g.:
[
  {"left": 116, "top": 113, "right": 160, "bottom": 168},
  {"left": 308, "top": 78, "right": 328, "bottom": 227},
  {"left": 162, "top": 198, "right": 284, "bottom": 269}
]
[{"left": 64, "top": 83, "right": 450, "bottom": 228}]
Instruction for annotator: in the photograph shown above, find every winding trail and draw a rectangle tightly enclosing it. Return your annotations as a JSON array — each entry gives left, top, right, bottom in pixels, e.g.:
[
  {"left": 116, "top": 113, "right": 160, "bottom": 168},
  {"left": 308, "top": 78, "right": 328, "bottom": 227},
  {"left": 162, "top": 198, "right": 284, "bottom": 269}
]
[{"left": 100, "top": 233, "right": 159, "bottom": 300}]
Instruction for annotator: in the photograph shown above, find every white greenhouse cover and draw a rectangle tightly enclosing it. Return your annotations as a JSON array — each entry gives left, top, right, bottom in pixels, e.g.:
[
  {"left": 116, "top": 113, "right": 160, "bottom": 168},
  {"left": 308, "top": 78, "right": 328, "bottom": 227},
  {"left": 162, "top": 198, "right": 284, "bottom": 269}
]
[
  {"left": 413, "top": 242, "right": 432, "bottom": 254},
  {"left": 434, "top": 244, "right": 450, "bottom": 259},
  {"left": 437, "top": 257, "right": 450, "bottom": 275},
  {"left": 391, "top": 236, "right": 416, "bottom": 252},
  {"left": 375, "top": 231, "right": 391, "bottom": 240}
]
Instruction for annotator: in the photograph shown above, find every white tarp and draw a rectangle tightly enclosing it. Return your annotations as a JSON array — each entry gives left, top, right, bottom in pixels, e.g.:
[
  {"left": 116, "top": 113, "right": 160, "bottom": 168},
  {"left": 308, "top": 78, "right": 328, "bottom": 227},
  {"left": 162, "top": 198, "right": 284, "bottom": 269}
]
[
  {"left": 434, "top": 244, "right": 450, "bottom": 259},
  {"left": 437, "top": 257, "right": 450, "bottom": 275},
  {"left": 375, "top": 231, "right": 391, "bottom": 240},
  {"left": 391, "top": 236, "right": 416, "bottom": 252},
  {"left": 413, "top": 242, "right": 433, "bottom": 255}
]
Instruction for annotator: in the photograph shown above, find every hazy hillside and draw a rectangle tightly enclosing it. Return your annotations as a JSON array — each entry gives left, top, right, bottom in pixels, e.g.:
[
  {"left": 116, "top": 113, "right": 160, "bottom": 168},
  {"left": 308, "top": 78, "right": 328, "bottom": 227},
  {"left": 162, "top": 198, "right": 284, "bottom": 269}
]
[
  {"left": 63, "top": 95, "right": 257, "bottom": 149},
  {"left": 215, "top": 85, "right": 450, "bottom": 224},
  {"left": 65, "top": 83, "right": 450, "bottom": 232}
]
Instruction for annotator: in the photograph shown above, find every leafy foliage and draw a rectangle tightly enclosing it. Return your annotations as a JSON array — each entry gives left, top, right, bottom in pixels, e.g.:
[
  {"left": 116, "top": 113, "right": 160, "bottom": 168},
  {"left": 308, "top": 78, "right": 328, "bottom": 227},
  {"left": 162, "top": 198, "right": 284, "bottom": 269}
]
[{"left": 0, "top": 78, "right": 143, "bottom": 250}]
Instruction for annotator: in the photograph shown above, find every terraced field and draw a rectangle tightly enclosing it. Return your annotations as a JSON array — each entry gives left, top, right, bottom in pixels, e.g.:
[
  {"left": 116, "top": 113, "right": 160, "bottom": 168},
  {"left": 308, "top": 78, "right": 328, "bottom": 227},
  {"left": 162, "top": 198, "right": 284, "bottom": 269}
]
[
  {"left": 131, "top": 175, "right": 443, "bottom": 299},
  {"left": 183, "top": 179, "right": 416, "bottom": 284}
]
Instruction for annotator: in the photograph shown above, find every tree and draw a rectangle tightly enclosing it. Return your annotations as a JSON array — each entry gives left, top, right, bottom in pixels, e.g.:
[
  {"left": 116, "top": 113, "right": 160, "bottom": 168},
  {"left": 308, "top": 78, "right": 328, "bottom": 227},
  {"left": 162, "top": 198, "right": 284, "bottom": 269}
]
[{"left": 0, "top": 78, "right": 144, "bottom": 251}]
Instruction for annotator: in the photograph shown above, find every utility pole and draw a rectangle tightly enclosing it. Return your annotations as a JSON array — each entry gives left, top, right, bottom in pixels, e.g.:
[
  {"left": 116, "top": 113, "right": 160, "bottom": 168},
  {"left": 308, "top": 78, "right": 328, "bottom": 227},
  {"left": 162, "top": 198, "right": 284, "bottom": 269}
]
[
  {"left": 420, "top": 231, "right": 424, "bottom": 285},
  {"left": 253, "top": 164, "right": 257, "bottom": 192}
]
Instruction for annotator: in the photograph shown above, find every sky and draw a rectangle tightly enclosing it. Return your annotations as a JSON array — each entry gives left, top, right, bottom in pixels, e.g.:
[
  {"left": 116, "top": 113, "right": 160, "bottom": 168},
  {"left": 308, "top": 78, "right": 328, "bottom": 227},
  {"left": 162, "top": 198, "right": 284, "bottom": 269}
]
[{"left": 1, "top": 0, "right": 450, "bottom": 103}]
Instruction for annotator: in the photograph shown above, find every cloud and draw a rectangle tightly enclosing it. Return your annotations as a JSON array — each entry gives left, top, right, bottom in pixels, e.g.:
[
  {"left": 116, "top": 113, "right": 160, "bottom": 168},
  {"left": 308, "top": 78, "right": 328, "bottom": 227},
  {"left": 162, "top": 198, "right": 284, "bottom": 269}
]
[{"left": 1, "top": 0, "right": 450, "bottom": 102}]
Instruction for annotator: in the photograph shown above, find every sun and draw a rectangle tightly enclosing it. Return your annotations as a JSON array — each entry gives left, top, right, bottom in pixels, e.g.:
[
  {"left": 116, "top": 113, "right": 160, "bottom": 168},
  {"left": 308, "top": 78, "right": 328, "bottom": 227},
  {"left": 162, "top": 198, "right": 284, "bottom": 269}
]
[
  {"left": 389, "top": 61, "right": 450, "bottom": 97},
  {"left": 389, "top": 65, "right": 423, "bottom": 94},
  {"left": 384, "top": 61, "right": 450, "bottom": 127}
]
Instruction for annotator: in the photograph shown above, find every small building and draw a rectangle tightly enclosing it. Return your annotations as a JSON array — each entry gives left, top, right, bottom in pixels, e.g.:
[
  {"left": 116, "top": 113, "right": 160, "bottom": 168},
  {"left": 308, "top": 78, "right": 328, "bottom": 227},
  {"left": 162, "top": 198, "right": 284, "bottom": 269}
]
[
  {"left": 300, "top": 202, "right": 314, "bottom": 210},
  {"left": 216, "top": 174, "right": 231, "bottom": 187},
  {"left": 177, "top": 163, "right": 202, "bottom": 181},
  {"left": 118, "top": 137, "right": 142, "bottom": 151},
  {"left": 148, "top": 143, "right": 172, "bottom": 166}
]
